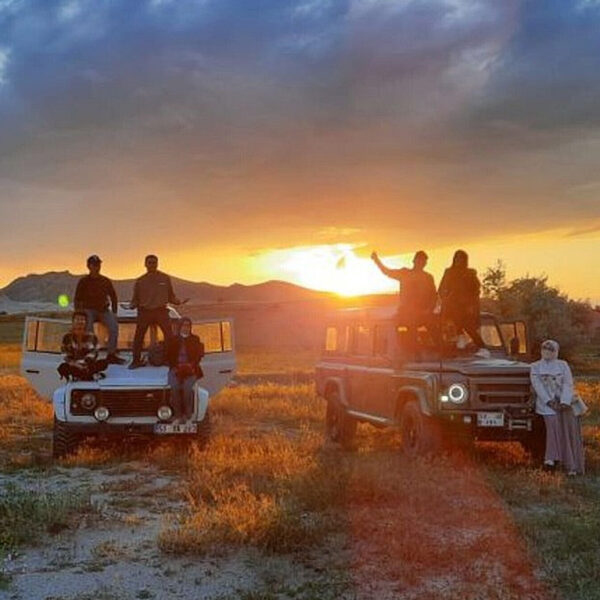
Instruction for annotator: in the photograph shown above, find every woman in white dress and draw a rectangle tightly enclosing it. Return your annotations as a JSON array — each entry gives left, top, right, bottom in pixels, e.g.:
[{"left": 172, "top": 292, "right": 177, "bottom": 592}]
[{"left": 530, "top": 339, "right": 585, "bottom": 475}]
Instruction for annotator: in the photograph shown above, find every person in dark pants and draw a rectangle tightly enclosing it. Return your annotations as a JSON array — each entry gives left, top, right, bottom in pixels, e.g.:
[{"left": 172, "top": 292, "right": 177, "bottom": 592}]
[
  {"left": 438, "top": 249, "right": 489, "bottom": 358},
  {"left": 167, "top": 317, "right": 205, "bottom": 423},
  {"left": 371, "top": 249, "right": 439, "bottom": 358},
  {"left": 129, "top": 254, "right": 187, "bottom": 369},
  {"left": 58, "top": 311, "right": 108, "bottom": 380},
  {"left": 74, "top": 255, "right": 125, "bottom": 364}
]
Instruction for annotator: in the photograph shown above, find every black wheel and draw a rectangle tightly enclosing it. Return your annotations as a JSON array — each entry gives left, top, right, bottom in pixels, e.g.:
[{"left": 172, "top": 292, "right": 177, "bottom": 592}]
[
  {"left": 325, "top": 390, "right": 357, "bottom": 449},
  {"left": 520, "top": 416, "right": 545, "bottom": 462},
  {"left": 52, "top": 417, "right": 81, "bottom": 459},
  {"left": 400, "top": 400, "right": 442, "bottom": 457},
  {"left": 195, "top": 408, "right": 211, "bottom": 450}
]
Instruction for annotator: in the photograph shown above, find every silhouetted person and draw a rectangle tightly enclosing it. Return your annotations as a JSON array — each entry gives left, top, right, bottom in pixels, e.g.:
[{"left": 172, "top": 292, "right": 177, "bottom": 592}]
[
  {"left": 58, "top": 311, "right": 108, "bottom": 380},
  {"left": 371, "top": 250, "right": 438, "bottom": 358},
  {"left": 167, "top": 317, "right": 204, "bottom": 423},
  {"left": 438, "top": 250, "right": 488, "bottom": 356},
  {"left": 129, "top": 255, "right": 186, "bottom": 369},
  {"left": 74, "top": 254, "right": 124, "bottom": 364}
]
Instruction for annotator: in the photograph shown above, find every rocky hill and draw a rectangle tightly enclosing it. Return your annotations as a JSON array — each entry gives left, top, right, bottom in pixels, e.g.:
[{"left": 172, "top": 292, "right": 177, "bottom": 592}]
[{"left": 0, "top": 271, "right": 327, "bottom": 305}]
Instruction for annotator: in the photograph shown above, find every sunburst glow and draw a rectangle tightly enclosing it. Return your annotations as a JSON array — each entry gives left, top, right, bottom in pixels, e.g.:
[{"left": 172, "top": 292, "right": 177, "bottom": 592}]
[{"left": 256, "top": 245, "right": 400, "bottom": 296}]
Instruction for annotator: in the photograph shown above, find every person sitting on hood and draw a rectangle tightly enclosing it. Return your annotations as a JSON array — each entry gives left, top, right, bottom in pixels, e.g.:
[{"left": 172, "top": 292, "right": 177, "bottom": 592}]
[{"left": 167, "top": 317, "right": 204, "bottom": 424}]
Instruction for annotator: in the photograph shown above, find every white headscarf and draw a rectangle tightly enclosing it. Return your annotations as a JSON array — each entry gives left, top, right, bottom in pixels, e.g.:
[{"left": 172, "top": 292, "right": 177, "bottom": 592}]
[
  {"left": 540, "top": 339, "right": 559, "bottom": 364},
  {"left": 530, "top": 339, "right": 574, "bottom": 415}
]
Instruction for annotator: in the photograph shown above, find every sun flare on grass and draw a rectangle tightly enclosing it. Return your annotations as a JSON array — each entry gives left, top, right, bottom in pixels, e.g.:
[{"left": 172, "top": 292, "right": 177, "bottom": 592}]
[{"left": 258, "top": 244, "right": 399, "bottom": 296}]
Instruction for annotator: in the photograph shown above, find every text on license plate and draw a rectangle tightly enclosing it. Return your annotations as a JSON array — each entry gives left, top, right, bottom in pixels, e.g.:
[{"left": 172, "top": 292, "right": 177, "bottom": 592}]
[
  {"left": 477, "top": 412, "right": 504, "bottom": 427},
  {"left": 154, "top": 423, "right": 197, "bottom": 434}
]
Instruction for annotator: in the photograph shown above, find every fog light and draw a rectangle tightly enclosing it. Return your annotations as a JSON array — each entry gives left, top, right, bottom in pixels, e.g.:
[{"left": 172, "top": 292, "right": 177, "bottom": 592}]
[
  {"left": 448, "top": 383, "right": 468, "bottom": 404},
  {"left": 440, "top": 394, "right": 449, "bottom": 403},
  {"left": 81, "top": 392, "right": 97, "bottom": 411},
  {"left": 157, "top": 405, "right": 173, "bottom": 421},
  {"left": 463, "top": 415, "right": 472, "bottom": 424},
  {"left": 94, "top": 406, "right": 110, "bottom": 421}
]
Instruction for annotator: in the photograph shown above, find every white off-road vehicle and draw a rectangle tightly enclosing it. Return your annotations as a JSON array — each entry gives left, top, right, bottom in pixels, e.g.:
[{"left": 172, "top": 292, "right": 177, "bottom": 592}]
[{"left": 21, "top": 305, "right": 235, "bottom": 457}]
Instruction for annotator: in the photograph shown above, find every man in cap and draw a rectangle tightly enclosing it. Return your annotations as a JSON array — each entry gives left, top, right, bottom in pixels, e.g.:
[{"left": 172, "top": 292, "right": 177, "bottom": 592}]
[
  {"left": 128, "top": 254, "right": 187, "bottom": 369},
  {"left": 371, "top": 249, "right": 439, "bottom": 358},
  {"left": 74, "top": 255, "right": 125, "bottom": 364}
]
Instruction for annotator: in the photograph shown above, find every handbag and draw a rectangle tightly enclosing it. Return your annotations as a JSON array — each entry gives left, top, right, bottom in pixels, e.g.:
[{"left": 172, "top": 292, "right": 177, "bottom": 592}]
[{"left": 571, "top": 393, "right": 588, "bottom": 417}]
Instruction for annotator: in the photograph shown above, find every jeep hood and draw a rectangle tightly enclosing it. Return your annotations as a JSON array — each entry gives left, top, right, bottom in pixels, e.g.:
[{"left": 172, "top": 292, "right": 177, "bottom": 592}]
[
  {"left": 414, "top": 358, "right": 531, "bottom": 377},
  {"left": 98, "top": 364, "right": 169, "bottom": 387}
]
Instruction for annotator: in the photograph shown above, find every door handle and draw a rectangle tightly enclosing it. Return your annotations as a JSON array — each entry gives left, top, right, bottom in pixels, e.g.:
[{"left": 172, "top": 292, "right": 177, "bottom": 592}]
[
  {"left": 219, "top": 369, "right": 233, "bottom": 374},
  {"left": 26, "top": 369, "right": 40, "bottom": 374}
]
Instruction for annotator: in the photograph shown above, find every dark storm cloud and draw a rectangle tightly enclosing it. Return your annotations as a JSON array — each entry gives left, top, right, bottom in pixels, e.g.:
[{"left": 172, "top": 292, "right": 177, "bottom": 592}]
[{"left": 0, "top": 0, "right": 599, "bottom": 255}]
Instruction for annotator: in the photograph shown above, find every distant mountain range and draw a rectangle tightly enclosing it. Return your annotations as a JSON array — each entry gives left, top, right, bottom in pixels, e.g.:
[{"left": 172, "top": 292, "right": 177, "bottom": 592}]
[{"left": 0, "top": 270, "right": 329, "bottom": 306}]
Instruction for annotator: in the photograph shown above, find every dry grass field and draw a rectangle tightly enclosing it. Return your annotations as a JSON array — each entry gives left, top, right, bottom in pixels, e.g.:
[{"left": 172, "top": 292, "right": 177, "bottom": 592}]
[{"left": 0, "top": 342, "right": 599, "bottom": 599}]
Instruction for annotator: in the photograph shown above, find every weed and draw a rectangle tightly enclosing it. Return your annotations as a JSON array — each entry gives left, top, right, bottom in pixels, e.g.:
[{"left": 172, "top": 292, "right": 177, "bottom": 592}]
[{"left": 0, "top": 483, "right": 94, "bottom": 552}]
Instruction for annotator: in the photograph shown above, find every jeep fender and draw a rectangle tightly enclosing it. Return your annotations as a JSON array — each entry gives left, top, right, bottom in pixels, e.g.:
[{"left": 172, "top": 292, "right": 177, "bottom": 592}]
[
  {"left": 53, "top": 386, "right": 68, "bottom": 422},
  {"left": 194, "top": 384, "right": 210, "bottom": 420},
  {"left": 397, "top": 386, "right": 433, "bottom": 417},
  {"left": 322, "top": 377, "right": 348, "bottom": 407}
]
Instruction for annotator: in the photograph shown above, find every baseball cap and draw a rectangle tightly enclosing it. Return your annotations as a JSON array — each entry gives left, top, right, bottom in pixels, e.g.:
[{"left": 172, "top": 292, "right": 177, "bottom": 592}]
[{"left": 87, "top": 255, "right": 102, "bottom": 265}]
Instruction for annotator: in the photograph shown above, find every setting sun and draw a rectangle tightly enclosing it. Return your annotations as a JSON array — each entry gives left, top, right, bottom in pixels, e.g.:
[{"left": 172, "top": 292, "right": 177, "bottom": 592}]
[{"left": 254, "top": 245, "right": 399, "bottom": 296}]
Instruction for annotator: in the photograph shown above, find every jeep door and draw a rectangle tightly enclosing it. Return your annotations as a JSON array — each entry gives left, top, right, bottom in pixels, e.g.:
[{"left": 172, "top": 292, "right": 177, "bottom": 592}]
[
  {"left": 346, "top": 322, "right": 393, "bottom": 419},
  {"left": 21, "top": 317, "right": 71, "bottom": 398},
  {"left": 192, "top": 319, "right": 236, "bottom": 397}
]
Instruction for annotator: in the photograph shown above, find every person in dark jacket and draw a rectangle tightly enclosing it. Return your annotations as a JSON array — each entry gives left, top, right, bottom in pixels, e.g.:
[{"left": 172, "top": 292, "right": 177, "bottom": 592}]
[
  {"left": 74, "top": 255, "right": 124, "bottom": 364},
  {"left": 371, "top": 249, "right": 439, "bottom": 357},
  {"left": 438, "top": 250, "right": 489, "bottom": 357},
  {"left": 167, "top": 317, "right": 204, "bottom": 423},
  {"left": 129, "top": 254, "right": 187, "bottom": 369},
  {"left": 58, "top": 311, "right": 108, "bottom": 380}
]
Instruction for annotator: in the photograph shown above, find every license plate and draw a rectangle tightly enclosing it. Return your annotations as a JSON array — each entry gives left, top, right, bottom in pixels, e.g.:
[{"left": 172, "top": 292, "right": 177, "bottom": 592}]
[
  {"left": 154, "top": 423, "right": 198, "bottom": 434},
  {"left": 477, "top": 412, "right": 504, "bottom": 427}
]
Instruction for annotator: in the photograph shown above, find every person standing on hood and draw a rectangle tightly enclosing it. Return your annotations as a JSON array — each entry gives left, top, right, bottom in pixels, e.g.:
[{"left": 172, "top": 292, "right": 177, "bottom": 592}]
[
  {"left": 129, "top": 254, "right": 187, "bottom": 369},
  {"left": 74, "top": 255, "right": 125, "bottom": 364},
  {"left": 530, "top": 339, "right": 585, "bottom": 475},
  {"left": 371, "top": 249, "right": 439, "bottom": 357},
  {"left": 438, "top": 250, "right": 489, "bottom": 358}
]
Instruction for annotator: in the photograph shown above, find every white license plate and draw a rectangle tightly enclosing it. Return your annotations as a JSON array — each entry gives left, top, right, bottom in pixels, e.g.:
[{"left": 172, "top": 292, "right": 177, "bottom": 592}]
[
  {"left": 154, "top": 423, "right": 197, "bottom": 434},
  {"left": 477, "top": 412, "right": 504, "bottom": 427}
]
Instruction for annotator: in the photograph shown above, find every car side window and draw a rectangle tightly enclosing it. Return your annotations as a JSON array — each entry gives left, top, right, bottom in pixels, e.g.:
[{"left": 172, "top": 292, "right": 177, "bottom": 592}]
[
  {"left": 354, "top": 324, "right": 372, "bottom": 356},
  {"left": 373, "top": 325, "right": 389, "bottom": 356}
]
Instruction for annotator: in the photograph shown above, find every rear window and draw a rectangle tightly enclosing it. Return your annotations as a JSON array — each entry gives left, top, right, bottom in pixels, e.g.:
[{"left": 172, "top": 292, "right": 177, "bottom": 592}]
[
  {"left": 325, "top": 327, "right": 338, "bottom": 352},
  {"left": 192, "top": 321, "right": 234, "bottom": 354}
]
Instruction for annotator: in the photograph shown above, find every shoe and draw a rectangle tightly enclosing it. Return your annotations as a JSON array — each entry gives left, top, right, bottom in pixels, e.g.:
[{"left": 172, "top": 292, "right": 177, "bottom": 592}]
[
  {"left": 128, "top": 360, "right": 145, "bottom": 370},
  {"left": 107, "top": 353, "right": 126, "bottom": 365},
  {"left": 567, "top": 471, "right": 577, "bottom": 477},
  {"left": 474, "top": 348, "right": 491, "bottom": 359}
]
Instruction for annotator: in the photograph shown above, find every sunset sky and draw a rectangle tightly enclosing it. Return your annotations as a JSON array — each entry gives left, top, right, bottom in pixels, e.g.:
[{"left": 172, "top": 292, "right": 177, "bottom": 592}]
[{"left": 0, "top": 1, "right": 599, "bottom": 302}]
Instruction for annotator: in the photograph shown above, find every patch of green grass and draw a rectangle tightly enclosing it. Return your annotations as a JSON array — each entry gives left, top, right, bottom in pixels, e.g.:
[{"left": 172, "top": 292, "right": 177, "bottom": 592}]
[
  {"left": 0, "top": 483, "right": 94, "bottom": 552},
  {"left": 487, "top": 466, "right": 600, "bottom": 600}
]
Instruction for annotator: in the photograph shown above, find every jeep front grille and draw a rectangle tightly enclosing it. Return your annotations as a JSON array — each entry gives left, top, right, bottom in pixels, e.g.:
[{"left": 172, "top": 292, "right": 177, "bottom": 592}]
[
  {"left": 70, "top": 389, "right": 170, "bottom": 417},
  {"left": 472, "top": 378, "right": 531, "bottom": 405}
]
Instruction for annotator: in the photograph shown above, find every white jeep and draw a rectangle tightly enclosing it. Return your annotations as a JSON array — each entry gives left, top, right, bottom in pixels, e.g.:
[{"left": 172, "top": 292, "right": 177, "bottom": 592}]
[{"left": 20, "top": 305, "right": 236, "bottom": 457}]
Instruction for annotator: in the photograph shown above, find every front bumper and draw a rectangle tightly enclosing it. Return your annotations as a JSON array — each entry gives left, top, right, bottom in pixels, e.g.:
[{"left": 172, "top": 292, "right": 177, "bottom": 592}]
[
  {"left": 56, "top": 421, "right": 198, "bottom": 437},
  {"left": 438, "top": 410, "right": 538, "bottom": 441}
]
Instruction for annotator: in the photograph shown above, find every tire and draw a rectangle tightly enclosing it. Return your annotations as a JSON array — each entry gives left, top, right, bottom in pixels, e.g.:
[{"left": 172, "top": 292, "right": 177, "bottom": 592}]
[
  {"left": 325, "top": 390, "right": 357, "bottom": 450},
  {"left": 195, "top": 408, "right": 211, "bottom": 450},
  {"left": 52, "top": 417, "right": 81, "bottom": 459},
  {"left": 400, "top": 400, "right": 442, "bottom": 457},
  {"left": 520, "top": 416, "right": 545, "bottom": 462}
]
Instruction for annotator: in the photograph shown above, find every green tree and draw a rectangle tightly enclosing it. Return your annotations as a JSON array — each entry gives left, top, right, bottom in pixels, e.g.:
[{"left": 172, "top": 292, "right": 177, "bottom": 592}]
[{"left": 492, "top": 274, "right": 593, "bottom": 359}]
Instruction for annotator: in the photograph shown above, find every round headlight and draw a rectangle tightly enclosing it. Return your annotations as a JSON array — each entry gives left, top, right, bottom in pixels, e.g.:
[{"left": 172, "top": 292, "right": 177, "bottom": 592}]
[
  {"left": 448, "top": 383, "right": 468, "bottom": 404},
  {"left": 157, "top": 405, "right": 173, "bottom": 421},
  {"left": 94, "top": 406, "right": 110, "bottom": 421},
  {"left": 81, "top": 392, "right": 97, "bottom": 411}
]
